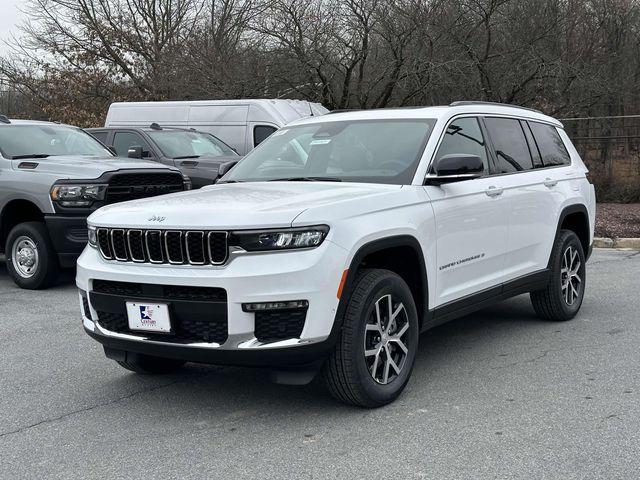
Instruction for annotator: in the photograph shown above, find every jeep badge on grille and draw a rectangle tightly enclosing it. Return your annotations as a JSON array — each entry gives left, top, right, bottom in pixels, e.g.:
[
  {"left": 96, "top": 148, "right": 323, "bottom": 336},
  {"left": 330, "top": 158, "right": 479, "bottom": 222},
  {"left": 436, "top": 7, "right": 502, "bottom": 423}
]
[{"left": 148, "top": 215, "right": 166, "bottom": 222}]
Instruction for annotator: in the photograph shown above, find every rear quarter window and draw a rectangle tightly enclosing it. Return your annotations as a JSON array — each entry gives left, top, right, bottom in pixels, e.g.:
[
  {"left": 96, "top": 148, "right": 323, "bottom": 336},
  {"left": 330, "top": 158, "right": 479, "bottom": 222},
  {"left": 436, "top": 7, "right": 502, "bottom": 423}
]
[{"left": 528, "top": 121, "right": 571, "bottom": 167}]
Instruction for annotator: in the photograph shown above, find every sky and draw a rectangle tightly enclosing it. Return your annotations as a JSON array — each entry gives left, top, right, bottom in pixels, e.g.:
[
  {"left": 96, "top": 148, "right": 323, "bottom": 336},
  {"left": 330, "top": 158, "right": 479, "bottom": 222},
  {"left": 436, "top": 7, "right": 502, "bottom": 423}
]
[{"left": 0, "top": 0, "right": 25, "bottom": 55}]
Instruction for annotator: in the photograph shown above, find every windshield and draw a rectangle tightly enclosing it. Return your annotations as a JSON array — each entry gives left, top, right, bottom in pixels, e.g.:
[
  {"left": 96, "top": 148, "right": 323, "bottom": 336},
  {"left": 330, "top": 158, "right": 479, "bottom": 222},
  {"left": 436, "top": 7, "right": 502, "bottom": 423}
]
[
  {"left": 147, "top": 130, "right": 238, "bottom": 158},
  {"left": 224, "top": 119, "right": 436, "bottom": 185},
  {"left": 0, "top": 124, "right": 112, "bottom": 159}
]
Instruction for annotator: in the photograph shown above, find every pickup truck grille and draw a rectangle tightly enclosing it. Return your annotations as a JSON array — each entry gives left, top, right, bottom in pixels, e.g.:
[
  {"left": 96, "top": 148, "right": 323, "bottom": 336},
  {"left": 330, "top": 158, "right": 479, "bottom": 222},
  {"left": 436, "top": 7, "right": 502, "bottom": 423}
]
[
  {"left": 96, "top": 228, "right": 228, "bottom": 265},
  {"left": 106, "top": 172, "right": 184, "bottom": 203}
]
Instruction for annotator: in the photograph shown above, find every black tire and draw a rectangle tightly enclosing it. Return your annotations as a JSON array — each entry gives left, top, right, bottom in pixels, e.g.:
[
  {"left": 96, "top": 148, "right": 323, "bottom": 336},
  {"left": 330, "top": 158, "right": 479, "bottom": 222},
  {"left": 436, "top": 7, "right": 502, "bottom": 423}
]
[
  {"left": 323, "top": 269, "right": 419, "bottom": 408},
  {"left": 5, "top": 221, "right": 60, "bottom": 290},
  {"left": 531, "top": 229, "right": 586, "bottom": 321},
  {"left": 116, "top": 353, "right": 186, "bottom": 374}
]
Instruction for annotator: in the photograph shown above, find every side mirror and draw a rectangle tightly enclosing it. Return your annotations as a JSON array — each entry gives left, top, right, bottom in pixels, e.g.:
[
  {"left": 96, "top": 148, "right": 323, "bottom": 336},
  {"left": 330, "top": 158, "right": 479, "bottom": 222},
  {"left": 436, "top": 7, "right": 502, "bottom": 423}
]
[
  {"left": 127, "top": 145, "right": 143, "bottom": 159},
  {"left": 424, "top": 154, "right": 484, "bottom": 185},
  {"left": 218, "top": 160, "right": 239, "bottom": 177}
]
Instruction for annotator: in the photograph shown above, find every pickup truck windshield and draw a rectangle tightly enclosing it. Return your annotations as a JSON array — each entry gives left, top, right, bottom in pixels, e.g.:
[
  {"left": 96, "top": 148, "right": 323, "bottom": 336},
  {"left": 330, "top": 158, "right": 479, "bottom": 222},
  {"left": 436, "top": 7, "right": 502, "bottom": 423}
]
[
  {"left": 147, "top": 130, "right": 238, "bottom": 158},
  {"left": 0, "top": 124, "right": 112, "bottom": 159},
  {"left": 224, "top": 119, "right": 436, "bottom": 185}
]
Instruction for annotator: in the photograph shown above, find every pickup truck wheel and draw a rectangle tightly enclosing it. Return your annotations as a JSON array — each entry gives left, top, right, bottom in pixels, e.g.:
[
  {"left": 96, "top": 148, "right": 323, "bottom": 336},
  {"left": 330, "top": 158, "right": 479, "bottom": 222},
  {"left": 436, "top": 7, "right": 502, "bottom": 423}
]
[
  {"left": 5, "top": 222, "right": 59, "bottom": 290},
  {"left": 323, "top": 269, "right": 419, "bottom": 408},
  {"left": 116, "top": 354, "right": 186, "bottom": 374},
  {"left": 531, "top": 229, "right": 586, "bottom": 321}
]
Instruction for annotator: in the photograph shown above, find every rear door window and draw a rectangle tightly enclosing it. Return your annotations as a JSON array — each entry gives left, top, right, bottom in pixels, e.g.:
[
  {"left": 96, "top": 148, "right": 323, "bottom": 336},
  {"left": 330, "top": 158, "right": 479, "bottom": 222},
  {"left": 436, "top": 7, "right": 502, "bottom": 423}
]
[
  {"left": 528, "top": 121, "right": 571, "bottom": 167},
  {"left": 484, "top": 117, "right": 534, "bottom": 173}
]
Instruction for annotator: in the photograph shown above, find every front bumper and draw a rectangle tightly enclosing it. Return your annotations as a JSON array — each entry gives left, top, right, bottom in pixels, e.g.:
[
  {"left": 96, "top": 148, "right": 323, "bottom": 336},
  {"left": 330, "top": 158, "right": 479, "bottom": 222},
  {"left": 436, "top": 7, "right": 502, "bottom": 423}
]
[
  {"left": 77, "top": 240, "right": 348, "bottom": 367},
  {"left": 45, "top": 215, "right": 88, "bottom": 268}
]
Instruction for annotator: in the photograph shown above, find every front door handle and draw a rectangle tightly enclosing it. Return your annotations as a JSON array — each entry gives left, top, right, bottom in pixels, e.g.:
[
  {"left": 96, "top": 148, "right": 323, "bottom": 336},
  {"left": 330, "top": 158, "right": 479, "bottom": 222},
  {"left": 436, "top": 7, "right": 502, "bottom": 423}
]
[
  {"left": 180, "top": 161, "right": 199, "bottom": 167},
  {"left": 544, "top": 177, "right": 558, "bottom": 188},
  {"left": 485, "top": 186, "right": 503, "bottom": 197}
]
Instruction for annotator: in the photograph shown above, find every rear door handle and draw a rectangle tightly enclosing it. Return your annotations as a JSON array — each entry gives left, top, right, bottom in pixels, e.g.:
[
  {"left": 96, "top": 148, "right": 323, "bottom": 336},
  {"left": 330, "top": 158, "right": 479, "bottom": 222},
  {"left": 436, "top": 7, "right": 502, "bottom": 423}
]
[
  {"left": 485, "top": 186, "right": 503, "bottom": 197},
  {"left": 544, "top": 177, "right": 558, "bottom": 188}
]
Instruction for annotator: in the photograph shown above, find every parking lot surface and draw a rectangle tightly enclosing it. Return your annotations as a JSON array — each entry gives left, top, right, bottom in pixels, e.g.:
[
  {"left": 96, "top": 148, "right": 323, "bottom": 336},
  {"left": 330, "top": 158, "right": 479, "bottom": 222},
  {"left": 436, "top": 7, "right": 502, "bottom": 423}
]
[{"left": 0, "top": 249, "right": 638, "bottom": 479}]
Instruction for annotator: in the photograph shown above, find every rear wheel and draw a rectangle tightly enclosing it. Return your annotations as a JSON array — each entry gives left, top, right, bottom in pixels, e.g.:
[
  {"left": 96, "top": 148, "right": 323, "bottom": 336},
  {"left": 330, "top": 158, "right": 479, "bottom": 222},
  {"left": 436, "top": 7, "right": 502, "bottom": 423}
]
[
  {"left": 323, "top": 269, "right": 419, "bottom": 407},
  {"left": 5, "top": 222, "right": 59, "bottom": 290},
  {"left": 116, "top": 353, "right": 186, "bottom": 374},
  {"left": 531, "top": 230, "right": 586, "bottom": 321}
]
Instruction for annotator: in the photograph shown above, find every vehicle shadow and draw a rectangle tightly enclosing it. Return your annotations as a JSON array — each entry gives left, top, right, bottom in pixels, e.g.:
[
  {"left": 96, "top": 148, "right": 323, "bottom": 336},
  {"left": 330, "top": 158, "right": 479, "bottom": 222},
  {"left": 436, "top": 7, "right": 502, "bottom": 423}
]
[
  {"left": 97, "top": 295, "right": 551, "bottom": 414},
  {"left": 0, "top": 260, "right": 76, "bottom": 289}
]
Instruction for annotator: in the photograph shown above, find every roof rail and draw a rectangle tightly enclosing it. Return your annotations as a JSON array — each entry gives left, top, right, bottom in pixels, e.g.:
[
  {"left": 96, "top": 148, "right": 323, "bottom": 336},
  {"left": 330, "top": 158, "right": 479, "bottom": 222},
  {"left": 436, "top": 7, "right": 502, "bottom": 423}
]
[
  {"left": 449, "top": 101, "right": 543, "bottom": 115},
  {"left": 326, "top": 109, "right": 362, "bottom": 115},
  {"left": 0, "top": 114, "right": 11, "bottom": 124}
]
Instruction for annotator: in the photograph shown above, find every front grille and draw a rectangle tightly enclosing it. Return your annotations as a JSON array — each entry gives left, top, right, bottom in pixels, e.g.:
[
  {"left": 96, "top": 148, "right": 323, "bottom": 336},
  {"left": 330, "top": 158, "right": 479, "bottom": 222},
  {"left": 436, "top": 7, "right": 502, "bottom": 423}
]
[
  {"left": 91, "top": 280, "right": 228, "bottom": 344},
  {"left": 96, "top": 228, "right": 228, "bottom": 265},
  {"left": 254, "top": 309, "right": 307, "bottom": 342},
  {"left": 106, "top": 172, "right": 184, "bottom": 203}
]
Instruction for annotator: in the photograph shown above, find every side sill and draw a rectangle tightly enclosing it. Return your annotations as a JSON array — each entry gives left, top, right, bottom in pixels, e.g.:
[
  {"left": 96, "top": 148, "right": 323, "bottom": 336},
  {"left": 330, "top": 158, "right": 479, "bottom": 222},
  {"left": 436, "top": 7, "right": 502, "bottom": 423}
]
[{"left": 421, "top": 269, "right": 550, "bottom": 331}]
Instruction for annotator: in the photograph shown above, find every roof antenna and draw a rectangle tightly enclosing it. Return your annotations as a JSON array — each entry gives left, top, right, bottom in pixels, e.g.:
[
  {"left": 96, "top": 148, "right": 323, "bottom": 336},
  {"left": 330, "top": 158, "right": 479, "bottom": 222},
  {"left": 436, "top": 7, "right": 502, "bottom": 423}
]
[
  {"left": 308, "top": 101, "right": 314, "bottom": 117},
  {"left": 150, "top": 122, "right": 162, "bottom": 130}
]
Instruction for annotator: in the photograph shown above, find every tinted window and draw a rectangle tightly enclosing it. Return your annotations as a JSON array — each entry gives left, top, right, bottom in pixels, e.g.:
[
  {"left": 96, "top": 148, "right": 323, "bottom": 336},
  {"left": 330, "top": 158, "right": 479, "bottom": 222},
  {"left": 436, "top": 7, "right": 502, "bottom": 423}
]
[
  {"left": 485, "top": 117, "right": 534, "bottom": 173},
  {"left": 89, "top": 131, "right": 109, "bottom": 144},
  {"left": 113, "top": 132, "right": 153, "bottom": 158},
  {"left": 254, "top": 125, "right": 278, "bottom": 146},
  {"left": 528, "top": 121, "right": 571, "bottom": 166},
  {"left": 435, "top": 117, "right": 489, "bottom": 171}
]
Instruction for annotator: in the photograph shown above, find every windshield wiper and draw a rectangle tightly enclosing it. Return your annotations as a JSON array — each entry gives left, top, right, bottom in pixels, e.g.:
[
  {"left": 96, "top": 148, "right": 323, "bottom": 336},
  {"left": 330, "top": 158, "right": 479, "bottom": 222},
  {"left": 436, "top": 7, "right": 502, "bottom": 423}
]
[
  {"left": 268, "top": 176, "right": 342, "bottom": 182},
  {"left": 173, "top": 155, "right": 201, "bottom": 160},
  {"left": 11, "top": 154, "right": 51, "bottom": 160}
]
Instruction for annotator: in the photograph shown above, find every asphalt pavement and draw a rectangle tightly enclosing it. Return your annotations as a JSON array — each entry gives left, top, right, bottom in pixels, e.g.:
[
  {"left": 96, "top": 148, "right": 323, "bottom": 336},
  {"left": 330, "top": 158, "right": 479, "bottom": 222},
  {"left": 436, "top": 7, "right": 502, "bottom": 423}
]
[{"left": 0, "top": 249, "right": 638, "bottom": 479}]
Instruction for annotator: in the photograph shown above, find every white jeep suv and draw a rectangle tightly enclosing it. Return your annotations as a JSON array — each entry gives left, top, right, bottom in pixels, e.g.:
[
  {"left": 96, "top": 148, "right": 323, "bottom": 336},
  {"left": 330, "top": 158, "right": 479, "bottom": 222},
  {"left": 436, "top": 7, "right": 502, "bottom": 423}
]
[{"left": 77, "top": 102, "right": 596, "bottom": 407}]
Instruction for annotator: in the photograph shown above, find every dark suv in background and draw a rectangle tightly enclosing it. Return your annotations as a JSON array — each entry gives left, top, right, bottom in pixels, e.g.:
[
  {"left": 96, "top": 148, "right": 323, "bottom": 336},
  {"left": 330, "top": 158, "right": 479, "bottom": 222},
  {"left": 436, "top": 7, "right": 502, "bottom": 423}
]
[{"left": 88, "top": 125, "right": 240, "bottom": 188}]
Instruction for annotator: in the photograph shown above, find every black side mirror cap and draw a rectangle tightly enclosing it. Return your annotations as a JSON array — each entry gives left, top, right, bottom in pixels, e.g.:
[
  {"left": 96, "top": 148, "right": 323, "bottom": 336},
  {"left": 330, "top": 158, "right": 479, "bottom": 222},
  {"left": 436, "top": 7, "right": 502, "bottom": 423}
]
[
  {"left": 424, "top": 154, "right": 484, "bottom": 185},
  {"left": 127, "top": 145, "right": 143, "bottom": 159}
]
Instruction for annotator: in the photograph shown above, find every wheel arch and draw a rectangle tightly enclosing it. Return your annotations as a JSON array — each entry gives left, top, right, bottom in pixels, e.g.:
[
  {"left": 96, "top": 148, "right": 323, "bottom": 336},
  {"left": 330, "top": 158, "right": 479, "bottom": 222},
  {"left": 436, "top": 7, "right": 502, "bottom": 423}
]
[
  {"left": 334, "top": 235, "right": 429, "bottom": 331},
  {"left": 0, "top": 199, "right": 45, "bottom": 253},
  {"left": 554, "top": 203, "right": 590, "bottom": 262}
]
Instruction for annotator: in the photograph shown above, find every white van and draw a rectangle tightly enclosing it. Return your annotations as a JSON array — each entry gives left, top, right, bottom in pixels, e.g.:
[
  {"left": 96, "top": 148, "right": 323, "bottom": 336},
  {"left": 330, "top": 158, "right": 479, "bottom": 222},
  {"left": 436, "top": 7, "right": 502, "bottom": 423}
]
[{"left": 104, "top": 99, "right": 329, "bottom": 155}]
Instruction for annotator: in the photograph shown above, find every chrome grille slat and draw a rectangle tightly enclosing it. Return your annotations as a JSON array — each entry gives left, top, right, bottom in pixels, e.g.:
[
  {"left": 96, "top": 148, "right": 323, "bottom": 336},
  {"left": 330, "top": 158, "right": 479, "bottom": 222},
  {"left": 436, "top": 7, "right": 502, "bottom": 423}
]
[
  {"left": 127, "top": 230, "right": 145, "bottom": 262},
  {"left": 185, "top": 231, "right": 206, "bottom": 265},
  {"left": 208, "top": 231, "right": 229, "bottom": 265},
  {"left": 97, "top": 228, "right": 229, "bottom": 266},
  {"left": 165, "top": 231, "right": 184, "bottom": 264}
]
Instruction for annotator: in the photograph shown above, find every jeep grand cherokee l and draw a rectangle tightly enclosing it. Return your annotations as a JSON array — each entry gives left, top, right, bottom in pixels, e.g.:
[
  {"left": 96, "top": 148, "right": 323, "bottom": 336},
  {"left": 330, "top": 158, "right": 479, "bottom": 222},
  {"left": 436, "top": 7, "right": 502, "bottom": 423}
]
[
  {"left": 77, "top": 102, "right": 596, "bottom": 407},
  {"left": 0, "top": 117, "right": 189, "bottom": 289}
]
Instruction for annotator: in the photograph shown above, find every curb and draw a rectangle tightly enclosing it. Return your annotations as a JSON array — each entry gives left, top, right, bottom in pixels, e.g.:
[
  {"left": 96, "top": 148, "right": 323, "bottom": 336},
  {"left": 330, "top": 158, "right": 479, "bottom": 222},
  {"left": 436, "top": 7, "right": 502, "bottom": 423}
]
[{"left": 594, "top": 237, "right": 640, "bottom": 249}]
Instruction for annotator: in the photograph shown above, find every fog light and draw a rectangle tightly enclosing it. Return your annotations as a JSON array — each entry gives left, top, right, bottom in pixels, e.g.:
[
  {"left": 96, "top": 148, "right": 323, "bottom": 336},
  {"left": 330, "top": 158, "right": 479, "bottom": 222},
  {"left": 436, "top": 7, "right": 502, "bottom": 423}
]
[{"left": 242, "top": 300, "right": 309, "bottom": 312}]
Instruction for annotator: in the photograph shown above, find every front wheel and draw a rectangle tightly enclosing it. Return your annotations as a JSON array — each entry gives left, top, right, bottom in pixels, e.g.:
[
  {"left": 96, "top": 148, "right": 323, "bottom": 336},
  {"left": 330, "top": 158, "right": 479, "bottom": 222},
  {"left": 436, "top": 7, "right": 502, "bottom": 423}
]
[
  {"left": 5, "top": 222, "right": 60, "bottom": 290},
  {"left": 531, "top": 230, "right": 586, "bottom": 321},
  {"left": 323, "top": 269, "right": 419, "bottom": 408}
]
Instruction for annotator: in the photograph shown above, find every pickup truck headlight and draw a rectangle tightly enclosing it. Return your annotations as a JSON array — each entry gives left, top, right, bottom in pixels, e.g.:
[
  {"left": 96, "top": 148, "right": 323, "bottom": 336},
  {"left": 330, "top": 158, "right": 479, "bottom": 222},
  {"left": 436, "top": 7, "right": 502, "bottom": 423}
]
[
  {"left": 87, "top": 226, "right": 97, "bottom": 248},
  {"left": 231, "top": 225, "right": 329, "bottom": 251},
  {"left": 50, "top": 184, "right": 107, "bottom": 207}
]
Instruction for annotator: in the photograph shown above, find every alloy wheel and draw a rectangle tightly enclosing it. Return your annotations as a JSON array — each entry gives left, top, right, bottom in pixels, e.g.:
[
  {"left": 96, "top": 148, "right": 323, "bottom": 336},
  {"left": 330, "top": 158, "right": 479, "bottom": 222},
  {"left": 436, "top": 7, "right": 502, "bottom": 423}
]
[
  {"left": 561, "top": 245, "right": 582, "bottom": 306},
  {"left": 364, "top": 294, "right": 411, "bottom": 385}
]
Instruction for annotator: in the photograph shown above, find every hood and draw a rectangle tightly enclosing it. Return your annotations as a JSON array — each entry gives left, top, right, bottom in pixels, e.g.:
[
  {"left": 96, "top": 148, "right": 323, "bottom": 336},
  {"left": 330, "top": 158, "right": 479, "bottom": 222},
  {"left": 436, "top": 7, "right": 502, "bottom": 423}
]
[
  {"left": 12, "top": 155, "right": 175, "bottom": 180},
  {"left": 88, "top": 181, "right": 402, "bottom": 229}
]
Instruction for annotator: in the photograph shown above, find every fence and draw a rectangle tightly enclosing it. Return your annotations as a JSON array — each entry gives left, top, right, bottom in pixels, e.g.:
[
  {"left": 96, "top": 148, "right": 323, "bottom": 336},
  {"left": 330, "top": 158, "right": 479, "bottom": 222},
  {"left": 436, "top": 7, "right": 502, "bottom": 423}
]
[{"left": 562, "top": 116, "right": 640, "bottom": 202}]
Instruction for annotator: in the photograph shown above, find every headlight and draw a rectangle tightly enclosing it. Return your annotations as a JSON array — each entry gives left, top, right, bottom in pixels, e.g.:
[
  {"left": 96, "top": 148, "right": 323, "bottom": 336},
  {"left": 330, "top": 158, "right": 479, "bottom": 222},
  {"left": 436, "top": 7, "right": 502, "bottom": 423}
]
[
  {"left": 230, "top": 225, "right": 329, "bottom": 251},
  {"left": 87, "top": 226, "right": 97, "bottom": 248},
  {"left": 50, "top": 184, "right": 107, "bottom": 207}
]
